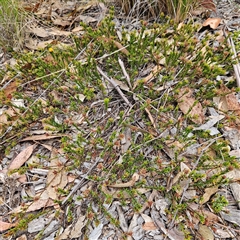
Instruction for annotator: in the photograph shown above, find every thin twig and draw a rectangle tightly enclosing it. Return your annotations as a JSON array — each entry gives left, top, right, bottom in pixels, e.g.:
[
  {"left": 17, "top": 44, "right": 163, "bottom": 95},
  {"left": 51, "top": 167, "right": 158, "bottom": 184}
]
[
  {"left": 224, "top": 26, "right": 240, "bottom": 87},
  {"left": 118, "top": 57, "right": 132, "bottom": 89},
  {"left": 61, "top": 158, "right": 101, "bottom": 205},
  {"left": 95, "top": 43, "right": 131, "bottom": 61},
  {"left": 97, "top": 66, "right": 132, "bottom": 107}
]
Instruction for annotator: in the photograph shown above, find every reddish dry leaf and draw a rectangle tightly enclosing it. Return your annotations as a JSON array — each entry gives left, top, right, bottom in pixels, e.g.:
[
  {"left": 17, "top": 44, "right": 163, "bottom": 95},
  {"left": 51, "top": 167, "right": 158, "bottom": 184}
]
[
  {"left": 215, "top": 30, "right": 225, "bottom": 42},
  {"left": 16, "top": 174, "right": 27, "bottom": 183},
  {"left": 16, "top": 235, "right": 27, "bottom": 240},
  {"left": 0, "top": 113, "right": 8, "bottom": 126},
  {"left": 142, "top": 65, "right": 161, "bottom": 84},
  {"left": 50, "top": 90, "right": 62, "bottom": 102},
  {"left": 0, "top": 220, "right": 16, "bottom": 232},
  {"left": 201, "top": 209, "right": 220, "bottom": 223},
  {"left": 142, "top": 222, "right": 157, "bottom": 231},
  {"left": 3, "top": 81, "right": 17, "bottom": 99},
  {"left": 200, "top": 0, "right": 216, "bottom": 12},
  {"left": 8, "top": 144, "right": 36, "bottom": 171},
  {"left": 225, "top": 93, "right": 240, "bottom": 111},
  {"left": 0, "top": 109, "right": 16, "bottom": 133},
  {"left": 203, "top": 18, "right": 221, "bottom": 29},
  {"left": 22, "top": 1, "right": 41, "bottom": 12},
  {"left": 39, "top": 143, "right": 56, "bottom": 152},
  {"left": 177, "top": 87, "right": 204, "bottom": 124},
  {"left": 67, "top": 174, "right": 76, "bottom": 183}
]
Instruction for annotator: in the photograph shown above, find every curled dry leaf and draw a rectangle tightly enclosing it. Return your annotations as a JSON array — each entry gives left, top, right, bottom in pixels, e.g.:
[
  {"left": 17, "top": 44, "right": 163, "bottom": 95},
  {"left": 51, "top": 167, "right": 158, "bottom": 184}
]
[
  {"left": 172, "top": 162, "right": 191, "bottom": 186},
  {"left": 200, "top": 0, "right": 216, "bottom": 12},
  {"left": 55, "top": 225, "right": 71, "bottom": 240},
  {"left": 202, "top": 18, "right": 221, "bottom": 29},
  {"left": 108, "top": 173, "right": 139, "bottom": 188},
  {"left": 200, "top": 186, "right": 218, "bottom": 204}
]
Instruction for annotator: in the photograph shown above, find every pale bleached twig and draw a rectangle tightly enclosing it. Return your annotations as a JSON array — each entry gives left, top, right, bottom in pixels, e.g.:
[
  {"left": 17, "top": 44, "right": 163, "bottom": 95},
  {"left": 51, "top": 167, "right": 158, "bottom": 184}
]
[
  {"left": 97, "top": 66, "right": 132, "bottom": 107},
  {"left": 224, "top": 26, "right": 240, "bottom": 87},
  {"left": 61, "top": 158, "right": 101, "bottom": 205},
  {"left": 118, "top": 57, "right": 132, "bottom": 89}
]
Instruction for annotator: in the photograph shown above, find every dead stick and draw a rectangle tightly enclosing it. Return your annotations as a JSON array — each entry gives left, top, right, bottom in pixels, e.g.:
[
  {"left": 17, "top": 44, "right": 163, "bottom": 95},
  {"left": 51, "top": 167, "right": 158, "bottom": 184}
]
[
  {"left": 62, "top": 158, "right": 100, "bottom": 205},
  {"left": 97, "top": 66, "right": 132, "bottom": 107},
  {"left": 224, "top": 27, "right": 240, "bottom": 87},
  {"left": 118, "top": 57, "right": 132, "bottom": 89}
]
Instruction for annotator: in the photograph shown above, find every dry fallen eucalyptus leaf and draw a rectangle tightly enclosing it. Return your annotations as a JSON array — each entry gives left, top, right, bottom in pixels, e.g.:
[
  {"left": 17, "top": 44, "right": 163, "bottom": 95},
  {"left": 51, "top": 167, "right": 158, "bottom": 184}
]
[
  {"left": 200, "top": 186, "right": 218, "bottom": 204},
  {"left": 0, "top": 219, "right": 17, "bottom": 232},
  {"left": 21, "top": 134, "right": 65, "bottom": 142},
  {"left": 177, "top": 87, "right": 204, "bottom": 124},
  {"left": 46, "top": 152, "right": 68, "bottom": 200},
  {"left": 198, "top": 224, "right": 214, "bottom": 240},
  {"left": 141, "top": 213, "right": 157, "bottom": 231},
  {"left": 9, "top": 198, "right": 57, "bottom": 214},
  {"left": 108, "top": 173, "right": 140, "bottom": 188},
  {"left": 1, "top": 81, "right": 18, "bottom": 102},
  {"left": 133, "top": 65, "right": 162, "bottom": 89},
  {"left": 202, "top": 18, "right": 221, "bottom": 29},
  {"left": 8, "top": 144, "right": 36, "bottom": 171}
]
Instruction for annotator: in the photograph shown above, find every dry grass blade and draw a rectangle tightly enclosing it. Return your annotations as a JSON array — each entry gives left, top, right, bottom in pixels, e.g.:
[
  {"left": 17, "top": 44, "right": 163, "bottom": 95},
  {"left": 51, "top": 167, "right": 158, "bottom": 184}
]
[
  {"left": 0, "top": 0, "right": 27, "bottom": 50},
  {"left": 117, "top": 0, "right": 216, "bottom": 22},
  {"left": 117, "top": 0, "right": 165, "bottom": 20}
]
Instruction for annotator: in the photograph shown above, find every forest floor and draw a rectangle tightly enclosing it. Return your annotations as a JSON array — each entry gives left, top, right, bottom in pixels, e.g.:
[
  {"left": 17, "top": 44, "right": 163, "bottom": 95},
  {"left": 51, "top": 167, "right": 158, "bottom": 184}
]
[{"left": 1, "top": 0, "right": 240, "bottom": 239}]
